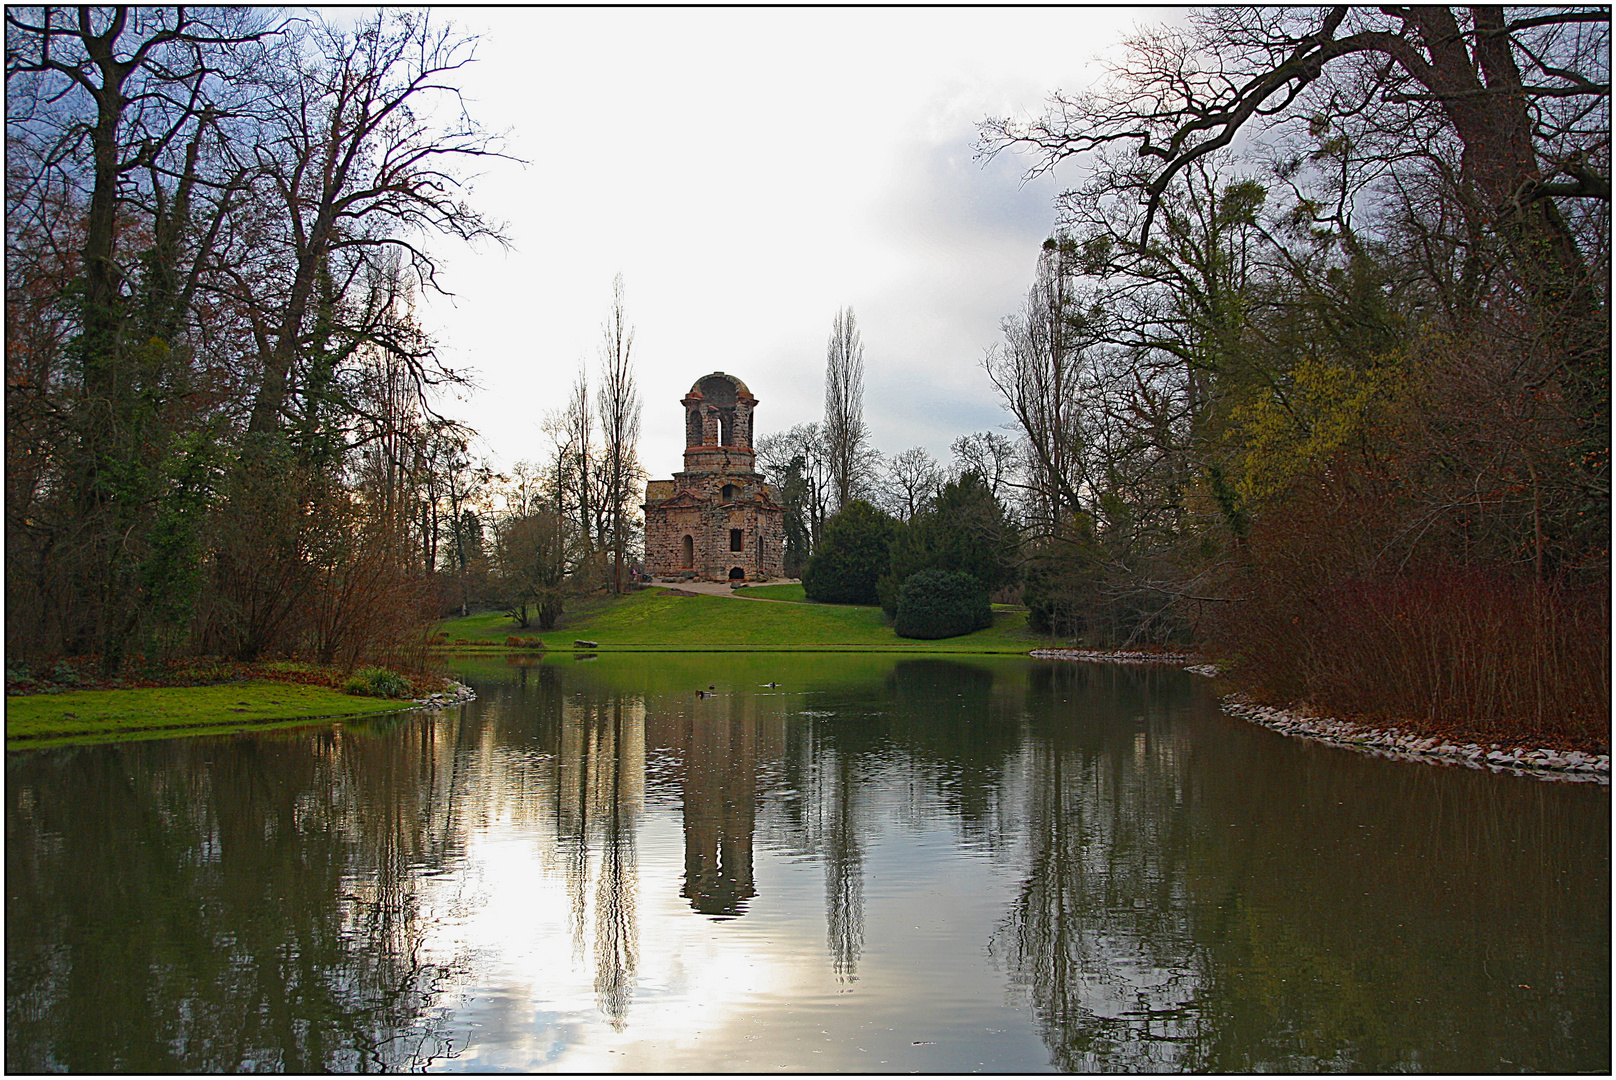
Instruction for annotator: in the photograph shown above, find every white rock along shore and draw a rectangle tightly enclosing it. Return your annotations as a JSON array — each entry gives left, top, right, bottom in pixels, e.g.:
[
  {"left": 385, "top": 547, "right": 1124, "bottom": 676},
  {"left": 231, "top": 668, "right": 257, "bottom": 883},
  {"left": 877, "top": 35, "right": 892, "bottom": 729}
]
[
  {"left": 1030, "top": 648, "right": 1200, "bottom": 665},
  {"left": 414, "top": 680, "right": 476, "bottom": 709},
  {"left": 1030, "top": 649, "right": 1610, "bottom": 785},
  {"left": 1220, "top": 693, "right": 1610, "bottom": 784}
]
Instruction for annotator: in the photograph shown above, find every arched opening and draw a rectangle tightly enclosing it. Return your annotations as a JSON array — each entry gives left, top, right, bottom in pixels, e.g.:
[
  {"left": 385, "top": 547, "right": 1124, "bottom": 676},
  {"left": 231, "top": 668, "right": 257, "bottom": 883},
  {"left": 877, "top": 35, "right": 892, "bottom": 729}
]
[
  {"left": 728, "top": 566, "right": 746, "bottom": 580},
  {"left": 686, "top": 407, "right": 704, "bottom": 446},
  {"left": 722, "top": 484, "right": 738, "bottom": 502},
  {"left": 680, "top": 535, "right": 694, "bottom": 569},
  {"left": 719, "top": 410, "right": 734, "bottom": 445}
]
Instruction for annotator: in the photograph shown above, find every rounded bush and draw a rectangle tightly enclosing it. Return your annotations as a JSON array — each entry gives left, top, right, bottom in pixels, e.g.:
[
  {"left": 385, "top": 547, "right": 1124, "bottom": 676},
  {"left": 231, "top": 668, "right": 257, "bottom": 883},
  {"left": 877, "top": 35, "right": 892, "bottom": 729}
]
[{"left": 894, "top": 570, "right": 992, "bottom": 640}]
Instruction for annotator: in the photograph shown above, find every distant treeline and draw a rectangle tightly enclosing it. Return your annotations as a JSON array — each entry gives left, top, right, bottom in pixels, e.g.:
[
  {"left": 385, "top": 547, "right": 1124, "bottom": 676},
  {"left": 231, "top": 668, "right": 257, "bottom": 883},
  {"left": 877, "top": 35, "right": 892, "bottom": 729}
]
[
  {"left": 8, "top": 8, "right": 1608, "bottom": 742},
  {"left": 6, "top": 10, "right": 516, "bottom": 674},
  {"left": 782, "top": 8, "right": 1611, "bottom": 742},
  {"left": 995, "top": 8, "right": 1611, "bottom": 740}
]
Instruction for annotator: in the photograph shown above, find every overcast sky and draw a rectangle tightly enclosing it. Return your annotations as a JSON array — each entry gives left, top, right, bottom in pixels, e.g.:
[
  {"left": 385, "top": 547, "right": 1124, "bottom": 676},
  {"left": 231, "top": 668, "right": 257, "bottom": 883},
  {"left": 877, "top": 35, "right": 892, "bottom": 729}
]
[{"left": 392, "top": 6, "right": 1168, "bottom": 485}]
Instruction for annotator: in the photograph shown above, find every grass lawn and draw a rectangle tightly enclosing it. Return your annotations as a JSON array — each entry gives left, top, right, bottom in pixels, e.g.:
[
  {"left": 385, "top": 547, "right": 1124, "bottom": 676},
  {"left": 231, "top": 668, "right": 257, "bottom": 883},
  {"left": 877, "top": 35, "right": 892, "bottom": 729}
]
[
  {"left": 6, "top": 680, "right": 418, "bottom": 748},
  {"left": 436, "top": 587, "right": 1049, "bottom": 653}
]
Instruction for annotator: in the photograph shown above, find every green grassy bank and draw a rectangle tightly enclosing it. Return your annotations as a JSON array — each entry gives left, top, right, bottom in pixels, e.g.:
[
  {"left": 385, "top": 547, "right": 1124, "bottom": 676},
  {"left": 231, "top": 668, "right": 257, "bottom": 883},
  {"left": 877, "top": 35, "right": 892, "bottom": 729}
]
[
  {"left": 436, "top": 587, "right": 1043, "bottom": 653},
  {"left": 6, "top": 681, "right": 418, "bottom": 749},
  {"left": 732, "top": 582, "right": 808, "bottom": 602}
]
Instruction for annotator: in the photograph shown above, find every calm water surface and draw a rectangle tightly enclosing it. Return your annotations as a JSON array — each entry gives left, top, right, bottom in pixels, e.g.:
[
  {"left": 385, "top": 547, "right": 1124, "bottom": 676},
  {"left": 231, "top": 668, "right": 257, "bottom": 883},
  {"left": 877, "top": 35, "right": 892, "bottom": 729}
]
[{"left": 7, "top": 654, "right": 1609, "bottom": 1072}]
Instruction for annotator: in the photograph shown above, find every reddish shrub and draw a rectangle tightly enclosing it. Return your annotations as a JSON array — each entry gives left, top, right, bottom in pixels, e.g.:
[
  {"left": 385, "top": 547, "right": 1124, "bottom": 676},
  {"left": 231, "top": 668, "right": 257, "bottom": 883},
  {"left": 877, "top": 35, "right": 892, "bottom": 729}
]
[{"left": 1214, "top": 568, "right": 1609, "bottom": 746}]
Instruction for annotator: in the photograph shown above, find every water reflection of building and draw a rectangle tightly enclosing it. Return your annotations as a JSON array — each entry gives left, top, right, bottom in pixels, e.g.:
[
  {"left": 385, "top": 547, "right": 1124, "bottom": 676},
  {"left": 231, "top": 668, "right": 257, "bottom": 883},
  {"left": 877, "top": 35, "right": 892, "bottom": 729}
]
[{"left": 679, "top": 698, "right": 760, "bottom": 917}]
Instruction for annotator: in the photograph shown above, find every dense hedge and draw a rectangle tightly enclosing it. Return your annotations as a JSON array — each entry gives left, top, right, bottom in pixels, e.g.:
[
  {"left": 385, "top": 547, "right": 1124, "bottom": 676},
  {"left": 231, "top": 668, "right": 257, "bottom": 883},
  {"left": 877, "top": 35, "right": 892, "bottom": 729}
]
[
  {"left": 880, "top": 471, "right": 1018, "bottom": 618},
  {"left": 802, "top": 501, "right": 895, "bottom": 605},
  {"left": 893, "top": 570, "right": 991, "bottom": 640}
]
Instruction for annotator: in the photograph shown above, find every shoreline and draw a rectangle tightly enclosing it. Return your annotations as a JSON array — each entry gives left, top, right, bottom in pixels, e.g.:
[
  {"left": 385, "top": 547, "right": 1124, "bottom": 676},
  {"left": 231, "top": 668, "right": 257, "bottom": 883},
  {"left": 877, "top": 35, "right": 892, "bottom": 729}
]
[
  {"left": 6, "top": 680, "right": 478, "bottom": 750},
  {"left": 1032, "top": 648, "right": 1611, "bottom": 785},
  {"left": 1220, "top": 693, "right": 1610, "bottom": 785}
]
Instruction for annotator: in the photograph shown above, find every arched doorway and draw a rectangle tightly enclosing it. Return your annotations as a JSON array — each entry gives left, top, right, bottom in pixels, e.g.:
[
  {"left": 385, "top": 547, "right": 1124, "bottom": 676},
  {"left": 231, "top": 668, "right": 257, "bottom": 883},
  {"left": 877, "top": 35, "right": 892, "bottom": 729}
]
[
  {"left": 728, "top": 566, "right": 746, "bottom": 580},
  {"left": 681, "top": 535, "right": 694, "bottom": 569}
]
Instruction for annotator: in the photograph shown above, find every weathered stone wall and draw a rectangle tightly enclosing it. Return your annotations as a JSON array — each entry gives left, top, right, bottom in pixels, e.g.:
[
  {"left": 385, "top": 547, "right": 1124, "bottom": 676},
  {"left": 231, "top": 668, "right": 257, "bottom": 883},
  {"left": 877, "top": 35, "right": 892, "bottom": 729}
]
[
  {"left": 643, "top": 476, "right": 784, "bottom": 581},
  {"left": 643, "top": 372, "right": 784, "bottom": 581}
]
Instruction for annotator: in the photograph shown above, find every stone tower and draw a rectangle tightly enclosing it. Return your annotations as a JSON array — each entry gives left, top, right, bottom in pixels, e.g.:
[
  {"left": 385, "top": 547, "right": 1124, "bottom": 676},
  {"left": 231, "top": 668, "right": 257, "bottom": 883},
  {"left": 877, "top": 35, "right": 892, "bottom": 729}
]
[{"left": 642, "top": 372, "right": 785, "bottom": 581}]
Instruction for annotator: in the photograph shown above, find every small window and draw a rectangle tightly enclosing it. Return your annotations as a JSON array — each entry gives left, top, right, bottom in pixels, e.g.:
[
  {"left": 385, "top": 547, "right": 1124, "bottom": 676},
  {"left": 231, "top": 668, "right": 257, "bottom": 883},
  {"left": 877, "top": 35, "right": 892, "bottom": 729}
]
[
  {"left": 722, "top": 484, "right": 738, "bottom": 502},
  {"left": 729, "top": 529, "right": 744, "bottom": 552}
]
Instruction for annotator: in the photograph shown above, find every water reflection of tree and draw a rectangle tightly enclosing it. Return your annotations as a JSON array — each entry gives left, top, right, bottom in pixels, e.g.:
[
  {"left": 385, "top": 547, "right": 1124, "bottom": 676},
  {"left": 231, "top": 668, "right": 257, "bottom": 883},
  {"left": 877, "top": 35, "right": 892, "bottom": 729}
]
[
  {"left": 989, "top": 662, "right": 1230, "bottom": 1070},
  {"left": 990, "top": 738, "right": 1205, "bottom": 1070},
  {"left": 550, "top": 690, "right": 644, "bottom": 1029},
  {"left": 994, "top": 660, "right": 1611, "bottom": 1073},
  {"left": 763, "top": 660, "right": 1028, "bottom": 984},
  {"left": 885, "top": 659, "right": 1023, "bottom": 855},
  {"left": 5, "top": 721, "right": 473, "bottom": 1072},
  {"left": 822, "top": 743, "right": 864, "bottom": 982}
]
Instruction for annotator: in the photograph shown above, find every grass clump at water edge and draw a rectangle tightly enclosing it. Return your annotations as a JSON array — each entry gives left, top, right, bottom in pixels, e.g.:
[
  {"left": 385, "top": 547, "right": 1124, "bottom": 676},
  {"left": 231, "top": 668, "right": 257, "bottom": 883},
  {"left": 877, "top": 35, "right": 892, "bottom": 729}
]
[{"left": 341, "top": 666, "right": 415, "bottom": 699}]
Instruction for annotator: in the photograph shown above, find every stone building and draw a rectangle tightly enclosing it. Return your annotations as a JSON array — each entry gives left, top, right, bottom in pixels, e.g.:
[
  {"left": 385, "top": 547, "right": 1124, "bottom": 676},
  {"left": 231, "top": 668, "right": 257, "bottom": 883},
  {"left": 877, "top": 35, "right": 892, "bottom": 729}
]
[{"left": 642, "top": 372, "right": 784, "bottom": 581}]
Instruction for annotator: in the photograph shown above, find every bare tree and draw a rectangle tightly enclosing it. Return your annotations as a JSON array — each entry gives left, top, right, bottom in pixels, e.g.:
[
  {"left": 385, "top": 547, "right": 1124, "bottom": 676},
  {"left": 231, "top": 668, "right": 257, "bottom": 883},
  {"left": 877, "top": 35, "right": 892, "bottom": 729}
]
[
  {"left": 501, "top": 460, "right": 543, "bottom": 520},
  {"left": 4, "top": 8, "right": 514, "bottom": 670},
  {"left": 565, "top": 371, "right": 595, "bottom": 548},
  {"left": 757, "top": 421, "right": 831, "bottom": 554},
  {"left": 4, "top": 6, "right": 283, "bottom": 668},
  {"left": 597, "top": 274, "right": 643, "bottom": 593},
  {"left": 950, "top": 432, "right": 1020, "bottom": 504},
  {"left": 823, "top": 307, "right": 873, "bottom": 511},
  {"left": 881, "top": 447, "right": 943, "bottom": 521},
  {"left": 983, "top": 240, "right": 1098, "bottom": 541},
  {"left": 495, "top": 509, "right": 577, "bottom": 630},
  {"left": 231, "top": 11, "right": 510, "bottom": 438},
  {"left": 980, "top": 7, "right": 1610, "bottom": 512},
  {"left": 980, "top": 8, "right": 1609, "bottom": 263}
]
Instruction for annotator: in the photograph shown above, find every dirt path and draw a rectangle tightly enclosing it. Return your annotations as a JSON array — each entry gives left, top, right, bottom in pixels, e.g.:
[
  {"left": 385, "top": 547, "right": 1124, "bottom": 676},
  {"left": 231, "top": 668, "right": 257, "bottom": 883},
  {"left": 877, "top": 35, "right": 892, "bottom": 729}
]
[{"left": 644, "top": 580, "right": 806, "bottom": 603}]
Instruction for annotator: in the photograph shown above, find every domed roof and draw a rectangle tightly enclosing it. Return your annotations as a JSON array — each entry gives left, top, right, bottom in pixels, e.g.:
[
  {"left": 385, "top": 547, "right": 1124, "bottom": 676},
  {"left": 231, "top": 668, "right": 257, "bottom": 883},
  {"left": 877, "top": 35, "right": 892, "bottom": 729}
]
[{"left": 688, "top": 371, "right": 753, "bottom": 401}]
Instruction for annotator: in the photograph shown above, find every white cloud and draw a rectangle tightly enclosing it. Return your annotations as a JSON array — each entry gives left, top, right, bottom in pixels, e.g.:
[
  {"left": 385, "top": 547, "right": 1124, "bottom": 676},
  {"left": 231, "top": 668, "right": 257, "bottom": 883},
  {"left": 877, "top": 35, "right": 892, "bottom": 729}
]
[{"left": 408, "top": 6, "right": 1165, "bottom": 477}]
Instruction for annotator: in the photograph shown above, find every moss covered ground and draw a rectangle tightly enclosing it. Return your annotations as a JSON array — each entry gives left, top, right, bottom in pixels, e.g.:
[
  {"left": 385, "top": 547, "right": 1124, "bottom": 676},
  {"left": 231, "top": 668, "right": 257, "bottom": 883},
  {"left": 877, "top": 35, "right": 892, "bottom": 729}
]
[
  {"left": 6, "top": 680, "right": 417, "bottom": 748},
  {"left": 436, "top": 587, "right": 1046, "bottom": 653}
]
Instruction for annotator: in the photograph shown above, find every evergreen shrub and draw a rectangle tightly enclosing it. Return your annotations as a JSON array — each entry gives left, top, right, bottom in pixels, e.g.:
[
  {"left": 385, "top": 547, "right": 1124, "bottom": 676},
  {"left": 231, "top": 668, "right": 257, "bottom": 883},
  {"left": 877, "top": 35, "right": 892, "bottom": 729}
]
[
  {"left": 893, "top": 570, "right": 992, "bottom": 639},
  {"left": 802, "top": 501, "right": 895, "bottom": 605},
  {"left": 882, "top": 472, "right": 1018, "bottom": 618}
]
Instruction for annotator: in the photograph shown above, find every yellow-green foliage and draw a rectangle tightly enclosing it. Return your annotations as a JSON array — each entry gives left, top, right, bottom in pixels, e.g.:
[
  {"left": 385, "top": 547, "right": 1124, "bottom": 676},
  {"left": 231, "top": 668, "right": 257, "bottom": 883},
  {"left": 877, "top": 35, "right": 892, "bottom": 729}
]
[{"left": 1231, "top": 356, "right": 1407, "bottom": 505}]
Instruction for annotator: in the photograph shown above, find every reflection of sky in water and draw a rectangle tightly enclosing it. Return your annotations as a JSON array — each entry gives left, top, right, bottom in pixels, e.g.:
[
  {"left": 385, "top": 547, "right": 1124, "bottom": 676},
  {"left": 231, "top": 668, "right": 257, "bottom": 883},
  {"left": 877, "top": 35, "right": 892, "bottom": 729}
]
[
  {"left": 6, "top": 656, "right": 1607, "bottom": 1073},
  {"left": 412, "top": 767, "right": 1054, "bottom": 1072}
]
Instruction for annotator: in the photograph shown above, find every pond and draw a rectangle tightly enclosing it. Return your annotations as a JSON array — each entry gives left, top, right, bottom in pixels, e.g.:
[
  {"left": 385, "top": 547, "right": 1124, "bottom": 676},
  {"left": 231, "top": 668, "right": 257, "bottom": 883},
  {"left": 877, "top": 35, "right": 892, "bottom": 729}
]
[{"left": 6, "top": 654, "right": 1609, "bottom": 1072}]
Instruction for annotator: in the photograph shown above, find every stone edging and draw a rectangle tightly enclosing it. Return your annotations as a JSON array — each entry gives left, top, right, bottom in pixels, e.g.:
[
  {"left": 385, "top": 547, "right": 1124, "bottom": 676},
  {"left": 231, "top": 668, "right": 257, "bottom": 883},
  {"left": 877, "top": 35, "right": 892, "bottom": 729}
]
[
  {"left": 1219, "top": 694, "right": 1609, "bottom": 784},
  {"left": 1030, "top": 649, "right": 1609, "bottom": 785},
  {"left": 413, "top": 681, "right": 476, "bottom": 709},
  {"left": 1029, "top": 648, "right": 1198, "bottom": 665}
]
